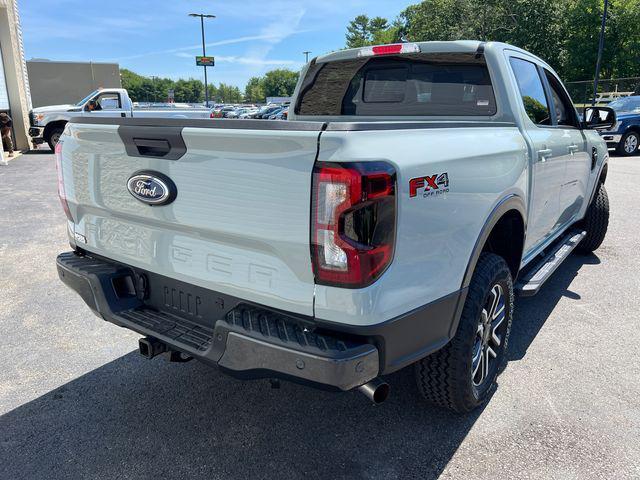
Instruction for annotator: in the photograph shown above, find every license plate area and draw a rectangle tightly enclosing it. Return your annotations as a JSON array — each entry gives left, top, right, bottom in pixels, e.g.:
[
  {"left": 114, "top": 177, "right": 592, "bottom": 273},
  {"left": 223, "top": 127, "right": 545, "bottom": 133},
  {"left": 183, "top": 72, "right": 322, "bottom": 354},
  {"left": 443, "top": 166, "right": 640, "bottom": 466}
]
[{"left": 131, "top": 268, "right": 241, "bottom": 329}]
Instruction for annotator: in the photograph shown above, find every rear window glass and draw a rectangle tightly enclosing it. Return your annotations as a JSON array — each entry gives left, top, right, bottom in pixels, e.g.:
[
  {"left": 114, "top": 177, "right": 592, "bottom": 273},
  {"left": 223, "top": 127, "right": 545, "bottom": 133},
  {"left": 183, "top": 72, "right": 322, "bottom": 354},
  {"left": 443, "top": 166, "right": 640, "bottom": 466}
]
[{"left": 296, "top": 53, "right": 496, "bottom": 116}]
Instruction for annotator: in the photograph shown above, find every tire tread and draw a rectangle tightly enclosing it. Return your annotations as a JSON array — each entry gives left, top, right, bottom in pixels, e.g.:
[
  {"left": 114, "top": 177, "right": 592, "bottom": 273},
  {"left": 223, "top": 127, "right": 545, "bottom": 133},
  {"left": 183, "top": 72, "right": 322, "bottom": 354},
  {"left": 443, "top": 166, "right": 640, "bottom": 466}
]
[
  {"left": 415, "top": 253, "right": 513, "bottom": 413},
  {"left": 578, "top": 183, "right": 609, "bottom": 253}
]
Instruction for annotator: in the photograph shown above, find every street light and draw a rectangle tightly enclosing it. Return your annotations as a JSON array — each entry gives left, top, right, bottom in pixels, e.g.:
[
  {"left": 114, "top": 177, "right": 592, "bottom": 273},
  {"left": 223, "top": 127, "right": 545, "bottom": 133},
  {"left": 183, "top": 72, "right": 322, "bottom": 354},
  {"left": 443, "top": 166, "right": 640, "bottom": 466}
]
[
  {"left": 592, "top": 0, "right": 609, "bottom": 106},
  {"left": 150, "top": 76, "right": 158, "bottom": 103},
  {"left": 189, "top": 13, "right": 216, "bottom": 107},
  {"left": 303, "top": 51, "right": 311, "bottom": 63}
]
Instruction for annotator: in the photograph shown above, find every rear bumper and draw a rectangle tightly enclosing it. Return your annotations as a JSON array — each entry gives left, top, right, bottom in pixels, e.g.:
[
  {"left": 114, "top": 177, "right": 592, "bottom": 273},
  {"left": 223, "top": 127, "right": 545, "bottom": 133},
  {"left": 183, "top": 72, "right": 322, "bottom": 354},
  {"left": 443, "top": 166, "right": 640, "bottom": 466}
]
[
  {"left": 56, "top": 251, "right": 379, "bottom": 391},
  {"left": 29, "top": 127, "right": 45, "bottom": 144},
  {"left": 29, "top": 126, "right": 43, "bottom": 138},
  {"left": 57, "top": 251, "right": 464, "bottom": 389}
]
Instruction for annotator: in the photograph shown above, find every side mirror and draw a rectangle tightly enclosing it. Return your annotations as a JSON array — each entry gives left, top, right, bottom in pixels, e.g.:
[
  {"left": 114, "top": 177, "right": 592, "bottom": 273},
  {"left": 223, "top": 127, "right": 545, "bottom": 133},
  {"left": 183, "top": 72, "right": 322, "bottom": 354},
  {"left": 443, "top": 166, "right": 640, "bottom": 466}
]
[{"left": 583, "top": 106, "right": 616, "bottom": 130}]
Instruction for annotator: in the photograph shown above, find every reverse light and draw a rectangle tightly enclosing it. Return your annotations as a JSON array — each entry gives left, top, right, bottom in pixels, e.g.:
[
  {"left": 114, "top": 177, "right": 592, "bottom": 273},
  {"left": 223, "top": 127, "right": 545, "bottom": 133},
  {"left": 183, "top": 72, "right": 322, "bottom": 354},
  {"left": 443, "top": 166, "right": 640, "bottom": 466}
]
[
  {"left": 54, "top": 141, "right": 74, "bottom": 222},
  {"left": 357, "top": 43, "right": 421, "bottom": 57},
  {"left": 311, "top": 161, "right": 396, "bottom": 288}
]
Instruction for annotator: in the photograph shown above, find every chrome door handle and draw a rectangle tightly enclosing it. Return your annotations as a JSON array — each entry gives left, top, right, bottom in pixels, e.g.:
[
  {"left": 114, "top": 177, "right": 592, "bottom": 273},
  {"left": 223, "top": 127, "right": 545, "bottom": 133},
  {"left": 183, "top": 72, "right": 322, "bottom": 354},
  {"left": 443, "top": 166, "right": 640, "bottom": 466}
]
[
  {"left": 538, "top": 148, "right": 552, "bottom": 162},
  {"left": 568, "top": 144, "right": 579, "bottom": 153}
]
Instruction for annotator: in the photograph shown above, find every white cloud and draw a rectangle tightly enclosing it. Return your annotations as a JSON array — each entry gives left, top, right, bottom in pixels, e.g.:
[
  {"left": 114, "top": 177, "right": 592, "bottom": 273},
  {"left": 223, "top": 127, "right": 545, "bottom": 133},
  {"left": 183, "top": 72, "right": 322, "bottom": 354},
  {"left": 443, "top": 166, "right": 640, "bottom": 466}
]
[
  {"left": 110, "top": 30, "right": 312, "bottom": 62},
  {"left": 239, "top": 7, "right": 306, "bottom": 75}
]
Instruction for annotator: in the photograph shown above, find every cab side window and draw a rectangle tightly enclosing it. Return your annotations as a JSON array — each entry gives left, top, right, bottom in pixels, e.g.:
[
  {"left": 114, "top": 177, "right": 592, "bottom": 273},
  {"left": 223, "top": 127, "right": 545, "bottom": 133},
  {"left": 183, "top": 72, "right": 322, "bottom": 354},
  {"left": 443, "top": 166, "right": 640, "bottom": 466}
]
[
  {"left": 544, "top": 71, "right": 578, "bottom": 127},
  {"left": 509, "top": 57, "right": 551, "bottom": 126},
  {"left": 95, "top": 93, "right": 121, "bottom": 110}
]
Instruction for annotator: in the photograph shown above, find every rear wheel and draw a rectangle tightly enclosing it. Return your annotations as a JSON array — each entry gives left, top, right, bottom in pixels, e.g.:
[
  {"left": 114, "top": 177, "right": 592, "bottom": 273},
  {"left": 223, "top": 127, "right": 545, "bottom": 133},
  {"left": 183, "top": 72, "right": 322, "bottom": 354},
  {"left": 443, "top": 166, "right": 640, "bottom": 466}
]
[
  {"left": 616, "top": 131, "right": 639, "bottom": 156},
  {"left": 415, "top": 253, "right": 513, "bottom": 413},
  {"left": 577, "top": 183, "right": 609, "bottom": 253}
]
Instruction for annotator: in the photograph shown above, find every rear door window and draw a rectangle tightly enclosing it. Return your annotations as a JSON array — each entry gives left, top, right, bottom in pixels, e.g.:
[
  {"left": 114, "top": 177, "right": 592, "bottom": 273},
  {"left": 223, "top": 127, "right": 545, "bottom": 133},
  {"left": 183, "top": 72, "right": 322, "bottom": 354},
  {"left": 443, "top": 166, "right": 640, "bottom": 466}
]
[{"left": 296, "top": 53, "right": 497, "bottom": 116}]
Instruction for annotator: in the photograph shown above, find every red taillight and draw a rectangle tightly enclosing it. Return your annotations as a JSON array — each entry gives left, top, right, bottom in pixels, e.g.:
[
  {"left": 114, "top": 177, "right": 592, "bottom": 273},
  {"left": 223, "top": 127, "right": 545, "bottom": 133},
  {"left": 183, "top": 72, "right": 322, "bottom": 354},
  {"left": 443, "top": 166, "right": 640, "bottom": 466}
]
[
  {"left": 210, "top": 112, "right": 215, "bottom": 118},
  {"left": 373, "top": 44, "right": 403, "bottom": 55},
  {"left": 358, "top": 43, "right": 421, "bottom": 57},
  {"left": 54, "top": 141, "right": 74, "bottom": 222},
  {"left": 311, "top": 162, "right": 396, "bottom": 288}
]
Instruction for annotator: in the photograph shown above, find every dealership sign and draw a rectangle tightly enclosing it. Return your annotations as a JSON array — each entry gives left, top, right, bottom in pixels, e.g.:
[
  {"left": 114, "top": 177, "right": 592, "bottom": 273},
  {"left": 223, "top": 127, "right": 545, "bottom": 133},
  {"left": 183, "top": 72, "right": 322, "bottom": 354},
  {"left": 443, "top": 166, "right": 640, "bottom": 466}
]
[{"left": 196, "top": 56, "right": 215, "bottom": 67}]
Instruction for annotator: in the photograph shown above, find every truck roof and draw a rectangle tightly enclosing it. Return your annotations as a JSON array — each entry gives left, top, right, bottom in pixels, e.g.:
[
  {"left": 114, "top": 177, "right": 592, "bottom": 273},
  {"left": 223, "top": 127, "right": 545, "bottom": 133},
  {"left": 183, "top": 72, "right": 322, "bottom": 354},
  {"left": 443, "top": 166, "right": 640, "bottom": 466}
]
[{"left": 315, "top": 40, "right": 552, "bottom": 71}]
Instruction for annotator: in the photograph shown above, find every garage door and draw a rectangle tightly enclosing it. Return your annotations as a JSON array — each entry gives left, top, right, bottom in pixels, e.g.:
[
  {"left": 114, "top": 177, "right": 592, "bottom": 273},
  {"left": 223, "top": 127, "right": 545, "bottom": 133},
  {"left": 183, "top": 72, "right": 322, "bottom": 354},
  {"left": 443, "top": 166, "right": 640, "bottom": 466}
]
[{"left": 0, "top": 46, "right": 10, "bottom": 110}]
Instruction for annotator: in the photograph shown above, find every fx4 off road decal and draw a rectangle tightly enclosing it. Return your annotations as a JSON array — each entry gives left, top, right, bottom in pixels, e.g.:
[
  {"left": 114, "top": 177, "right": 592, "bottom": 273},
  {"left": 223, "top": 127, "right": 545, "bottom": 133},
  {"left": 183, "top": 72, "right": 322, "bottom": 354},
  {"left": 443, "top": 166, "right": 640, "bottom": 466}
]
[{"left": 409, "top": 173, "right": 450, "bottom": 198}]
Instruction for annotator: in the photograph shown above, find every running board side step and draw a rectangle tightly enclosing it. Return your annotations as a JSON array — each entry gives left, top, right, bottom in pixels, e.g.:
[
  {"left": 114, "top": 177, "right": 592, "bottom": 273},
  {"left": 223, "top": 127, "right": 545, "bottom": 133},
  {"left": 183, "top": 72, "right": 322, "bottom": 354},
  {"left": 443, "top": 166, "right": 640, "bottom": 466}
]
[{"left": 516, "top": 230, "right": 586, "bottom": 297}]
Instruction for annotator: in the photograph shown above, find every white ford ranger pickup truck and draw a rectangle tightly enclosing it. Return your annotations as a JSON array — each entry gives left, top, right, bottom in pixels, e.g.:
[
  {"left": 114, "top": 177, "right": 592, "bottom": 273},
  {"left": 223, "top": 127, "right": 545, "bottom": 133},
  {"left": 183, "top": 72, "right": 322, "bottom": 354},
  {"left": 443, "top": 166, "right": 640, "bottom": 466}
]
[{"left": 55, "top": 42, "right": 615, "bottom": 412}]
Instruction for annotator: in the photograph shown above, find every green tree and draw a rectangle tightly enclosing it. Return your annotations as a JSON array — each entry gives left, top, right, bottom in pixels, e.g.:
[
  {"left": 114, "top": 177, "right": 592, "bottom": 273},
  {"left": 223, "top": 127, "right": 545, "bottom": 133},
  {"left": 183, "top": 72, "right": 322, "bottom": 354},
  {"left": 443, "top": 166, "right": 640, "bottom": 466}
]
[
  {"left": 173, "top": 79, "right": 204, "bottom": 103},
  {"left": 400, "top": 0, "right": 475, "bottom": 42},
  {"left": 346, "top": 15, "right": 372, "bottom": 48},
  {"left": 217, "top": 83, "right": 243, "bottom": 103},
  {"left": 208, "top": 83, "right": 218, "bottom": 102},
  {"left": 244, "top": 76, "right": 266, "bottom": 103},
  {"left": 346, "top": 15, "right": 401, "bottom": 47},
  {"left": 120, "top": 69, "right": 147, "bottom": 101},
  {"left": 347, "top": 0, "right": 640, "bottom": 83},
  {"left": 262, "top": 69, "right": 299, "bottom": 98}
]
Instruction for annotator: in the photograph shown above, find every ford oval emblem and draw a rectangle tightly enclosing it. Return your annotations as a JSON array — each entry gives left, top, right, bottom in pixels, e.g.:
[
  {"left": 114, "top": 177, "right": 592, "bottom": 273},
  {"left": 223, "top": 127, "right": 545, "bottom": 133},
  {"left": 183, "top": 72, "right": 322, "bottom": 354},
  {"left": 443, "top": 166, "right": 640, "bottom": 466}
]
[{"left": 127, "top": 171, "right": 177, "bottom": 206}]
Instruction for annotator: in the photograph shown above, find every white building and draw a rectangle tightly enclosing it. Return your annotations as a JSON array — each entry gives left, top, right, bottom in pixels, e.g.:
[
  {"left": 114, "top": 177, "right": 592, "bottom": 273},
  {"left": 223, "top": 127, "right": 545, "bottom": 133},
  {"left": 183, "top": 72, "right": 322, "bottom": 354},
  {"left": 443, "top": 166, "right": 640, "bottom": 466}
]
[{"left": 0, "top": 0, "right": 31, "bottom": 152}]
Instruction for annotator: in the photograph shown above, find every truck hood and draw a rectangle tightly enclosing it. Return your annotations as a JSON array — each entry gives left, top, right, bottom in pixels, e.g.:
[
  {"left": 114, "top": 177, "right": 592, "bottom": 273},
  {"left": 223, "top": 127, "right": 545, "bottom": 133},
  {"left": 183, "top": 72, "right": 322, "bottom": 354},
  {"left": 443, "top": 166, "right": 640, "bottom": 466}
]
[
  {"left": 31, "top": 104, "right": 81, "bottom": 113},
  {"left": 614, "top": 111, "right": 640, "bottom": 120}
]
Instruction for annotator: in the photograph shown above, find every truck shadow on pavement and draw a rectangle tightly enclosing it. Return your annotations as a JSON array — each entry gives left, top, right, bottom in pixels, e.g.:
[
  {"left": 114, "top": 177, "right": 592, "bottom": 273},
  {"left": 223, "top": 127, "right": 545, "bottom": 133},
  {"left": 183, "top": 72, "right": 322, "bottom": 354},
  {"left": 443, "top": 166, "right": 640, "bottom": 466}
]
[
  {"left": 0, "top": 254, "right": 599, "bottom": 480},
  {"left": 509, "top": 252, "right": 601, "bottom": 361}
]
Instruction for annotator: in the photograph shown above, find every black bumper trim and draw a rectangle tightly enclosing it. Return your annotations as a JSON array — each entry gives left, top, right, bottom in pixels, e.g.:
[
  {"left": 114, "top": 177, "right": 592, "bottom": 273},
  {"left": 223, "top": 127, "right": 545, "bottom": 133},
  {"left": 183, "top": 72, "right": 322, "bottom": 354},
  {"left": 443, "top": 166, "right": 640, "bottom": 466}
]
[
  {"left": 57, "top": 251, "right": 464, "bottom": 381},
  {"left": 312, "top": 288, "right": 467, "bottom": 374},
  {"left": 56, "top": 252, "right": 379, "bottom": 390}
]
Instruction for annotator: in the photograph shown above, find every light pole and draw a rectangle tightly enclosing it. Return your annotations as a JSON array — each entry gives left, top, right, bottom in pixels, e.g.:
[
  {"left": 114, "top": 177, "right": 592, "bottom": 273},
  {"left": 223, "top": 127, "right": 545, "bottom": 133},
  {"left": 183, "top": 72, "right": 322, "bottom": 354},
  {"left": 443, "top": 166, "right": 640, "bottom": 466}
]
[
  {"left": 592, "top": 0, "right": 609, "bottom": 106},
  {"left": 189, "top": 13, "right": 216, "bottom": 107},
  {"left": 150, "top": 76, "right": 158, "bottom": 102},
  {"left": 303, "top": 51, "right": 311, "bottom": 63}
]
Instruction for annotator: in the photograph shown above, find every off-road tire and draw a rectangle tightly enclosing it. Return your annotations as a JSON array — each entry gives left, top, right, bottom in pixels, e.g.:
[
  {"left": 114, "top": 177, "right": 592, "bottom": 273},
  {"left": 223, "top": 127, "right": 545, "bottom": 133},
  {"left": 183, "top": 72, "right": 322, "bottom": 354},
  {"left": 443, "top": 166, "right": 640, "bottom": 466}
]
[
  {"left": 415, "top": 253, "right": 514, "bottom": 413},
  {"left": 577, "top": 183, "right": 609, "bottom": 253}
]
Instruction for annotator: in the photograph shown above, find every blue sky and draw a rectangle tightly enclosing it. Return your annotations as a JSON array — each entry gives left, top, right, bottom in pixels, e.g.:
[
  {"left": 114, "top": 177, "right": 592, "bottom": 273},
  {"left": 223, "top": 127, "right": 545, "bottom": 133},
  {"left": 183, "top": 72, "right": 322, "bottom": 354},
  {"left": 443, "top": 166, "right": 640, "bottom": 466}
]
[{"left": 20, "top": 0, "right": 415, "bottom": 88}]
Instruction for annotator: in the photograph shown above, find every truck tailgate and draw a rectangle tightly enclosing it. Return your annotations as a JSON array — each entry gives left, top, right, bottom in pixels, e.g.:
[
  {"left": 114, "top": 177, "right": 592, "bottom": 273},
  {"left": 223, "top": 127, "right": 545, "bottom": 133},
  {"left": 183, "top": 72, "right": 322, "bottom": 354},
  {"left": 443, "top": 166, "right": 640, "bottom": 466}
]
[{"left": 61, "top": 119, "right": 326, "bottom": 316}]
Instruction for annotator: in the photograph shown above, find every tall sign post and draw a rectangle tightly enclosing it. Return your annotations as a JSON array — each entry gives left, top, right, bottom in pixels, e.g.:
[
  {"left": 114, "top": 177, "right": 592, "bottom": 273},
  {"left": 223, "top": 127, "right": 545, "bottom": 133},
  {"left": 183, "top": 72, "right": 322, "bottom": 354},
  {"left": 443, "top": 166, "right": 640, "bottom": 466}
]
[
  {"left": 592, "top": 0, "right": 609, "bottom": 106},
  {"left": 189, "top": 13, "right": 216, "bottom": 107}
]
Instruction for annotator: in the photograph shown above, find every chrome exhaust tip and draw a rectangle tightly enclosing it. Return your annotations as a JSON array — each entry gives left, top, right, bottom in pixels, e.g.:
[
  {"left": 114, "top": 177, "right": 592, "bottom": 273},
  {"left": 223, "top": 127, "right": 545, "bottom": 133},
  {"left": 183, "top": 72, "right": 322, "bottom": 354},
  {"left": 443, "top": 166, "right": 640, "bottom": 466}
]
[{"left": 358, "top": 378, "right": 390, "bottom": 404}]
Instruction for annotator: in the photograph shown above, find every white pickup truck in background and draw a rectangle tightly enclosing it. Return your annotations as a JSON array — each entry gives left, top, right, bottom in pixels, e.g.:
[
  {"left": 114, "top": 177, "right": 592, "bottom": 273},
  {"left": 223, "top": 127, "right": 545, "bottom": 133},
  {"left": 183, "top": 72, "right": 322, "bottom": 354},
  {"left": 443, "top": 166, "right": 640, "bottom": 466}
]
[
  {"left": 29, "top": 88, "right": 210, "bottom": 150},
  {"left": 55, "top": 41, "right": 615, "bottom": 412}
]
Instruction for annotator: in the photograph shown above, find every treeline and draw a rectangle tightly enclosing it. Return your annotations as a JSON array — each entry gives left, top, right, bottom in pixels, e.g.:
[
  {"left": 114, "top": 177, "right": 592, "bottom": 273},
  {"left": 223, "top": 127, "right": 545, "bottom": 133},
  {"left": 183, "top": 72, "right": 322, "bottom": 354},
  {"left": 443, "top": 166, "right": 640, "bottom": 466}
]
[
  {"left": 120, "top": 68, "right": 300, "bottom": 104},
  {"left": 346, "top": 0, "right": 640, "bottom": 82}
]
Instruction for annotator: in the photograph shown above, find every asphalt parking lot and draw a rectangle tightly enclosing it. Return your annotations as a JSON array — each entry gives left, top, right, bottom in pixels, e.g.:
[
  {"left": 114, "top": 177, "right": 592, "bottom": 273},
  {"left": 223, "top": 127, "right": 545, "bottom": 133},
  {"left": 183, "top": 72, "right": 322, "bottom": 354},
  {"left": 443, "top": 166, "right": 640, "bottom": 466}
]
[{"left": 1, "top": 151, "right": 639, "bottom": 480}]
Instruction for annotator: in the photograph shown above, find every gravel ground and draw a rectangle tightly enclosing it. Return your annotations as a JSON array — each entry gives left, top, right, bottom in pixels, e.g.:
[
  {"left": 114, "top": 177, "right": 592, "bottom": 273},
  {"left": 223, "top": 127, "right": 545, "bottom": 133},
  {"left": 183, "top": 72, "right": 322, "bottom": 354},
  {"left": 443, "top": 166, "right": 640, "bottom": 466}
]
[{"left": 1, "top": 151, "right": 639, "bottom": 480}]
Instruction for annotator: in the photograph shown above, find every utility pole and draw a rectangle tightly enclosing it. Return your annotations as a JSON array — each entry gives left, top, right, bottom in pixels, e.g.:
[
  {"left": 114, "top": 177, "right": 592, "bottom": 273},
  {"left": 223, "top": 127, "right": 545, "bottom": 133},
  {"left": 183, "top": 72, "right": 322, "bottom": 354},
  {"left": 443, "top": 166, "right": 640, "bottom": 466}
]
[
  {"left": 151, "top": 76, "right": 158, "bottom": 103},
  {"left": 592, "top": 0, "right": 609, "bottom": 106},
  {"left": 303, "top": 51, "right": 311, "bottom": 63},
  {"left": 189, "top": 13, "right": 216, "bottom": 107}
]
